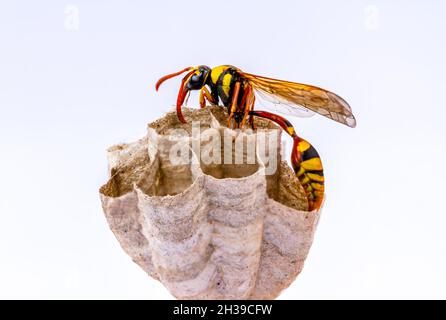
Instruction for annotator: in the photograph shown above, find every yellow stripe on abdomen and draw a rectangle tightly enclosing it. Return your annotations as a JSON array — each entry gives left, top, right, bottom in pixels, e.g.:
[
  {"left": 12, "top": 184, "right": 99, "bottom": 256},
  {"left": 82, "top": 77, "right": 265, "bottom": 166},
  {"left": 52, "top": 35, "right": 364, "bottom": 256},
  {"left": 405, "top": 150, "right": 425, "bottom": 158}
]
[
  {"left": 295, "top": 139, "right": 325, "bottom": 211},
  {"left": 300, "top": 157, "right": 323, "bottom": 171}
]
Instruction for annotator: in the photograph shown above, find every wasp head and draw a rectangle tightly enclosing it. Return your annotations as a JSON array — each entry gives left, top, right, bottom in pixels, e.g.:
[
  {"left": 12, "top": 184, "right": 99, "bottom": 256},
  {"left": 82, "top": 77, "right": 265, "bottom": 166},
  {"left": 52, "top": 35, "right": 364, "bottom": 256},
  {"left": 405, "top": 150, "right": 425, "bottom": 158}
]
[
  {"left": 185, "top": 65, "right": 211, "bottom": 90},
  {"left": 155, "top": 65, "right": 211, "bottom": 123}
]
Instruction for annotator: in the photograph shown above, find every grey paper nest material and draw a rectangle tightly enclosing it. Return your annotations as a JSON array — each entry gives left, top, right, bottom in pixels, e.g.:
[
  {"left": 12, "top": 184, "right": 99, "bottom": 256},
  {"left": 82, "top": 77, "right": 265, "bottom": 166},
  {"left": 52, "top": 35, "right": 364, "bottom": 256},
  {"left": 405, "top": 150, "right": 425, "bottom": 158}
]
[{"left": 99, "top": 106, "right": 322, "bottom": 300}]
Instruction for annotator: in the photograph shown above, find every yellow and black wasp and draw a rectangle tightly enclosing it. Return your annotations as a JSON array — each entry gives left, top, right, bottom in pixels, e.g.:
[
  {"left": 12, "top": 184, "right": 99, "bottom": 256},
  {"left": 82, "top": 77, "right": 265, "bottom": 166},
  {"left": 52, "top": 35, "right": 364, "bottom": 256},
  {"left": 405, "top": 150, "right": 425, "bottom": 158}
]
[{"left": 156, "top": 65, "right": 356, "bottom": 211}]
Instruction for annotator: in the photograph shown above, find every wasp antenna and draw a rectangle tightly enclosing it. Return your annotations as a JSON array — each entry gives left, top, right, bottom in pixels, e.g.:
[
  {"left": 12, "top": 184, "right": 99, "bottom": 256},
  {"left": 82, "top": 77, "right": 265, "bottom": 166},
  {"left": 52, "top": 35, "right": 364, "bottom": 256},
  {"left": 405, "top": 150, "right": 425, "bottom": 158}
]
[{"left": 155, "top": 67, "right": 193, "bottom": 91}]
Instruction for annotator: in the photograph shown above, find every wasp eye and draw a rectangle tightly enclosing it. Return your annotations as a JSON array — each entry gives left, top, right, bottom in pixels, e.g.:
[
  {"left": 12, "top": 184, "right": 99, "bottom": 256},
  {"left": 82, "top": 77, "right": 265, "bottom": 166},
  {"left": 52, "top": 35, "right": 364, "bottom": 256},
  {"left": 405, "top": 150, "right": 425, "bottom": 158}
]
[
  {"left": 191, "top": 74, "right": 201, "bottom": 83},
  {"left": 187, "top": 73, "right": 205, "bottom": 90}
]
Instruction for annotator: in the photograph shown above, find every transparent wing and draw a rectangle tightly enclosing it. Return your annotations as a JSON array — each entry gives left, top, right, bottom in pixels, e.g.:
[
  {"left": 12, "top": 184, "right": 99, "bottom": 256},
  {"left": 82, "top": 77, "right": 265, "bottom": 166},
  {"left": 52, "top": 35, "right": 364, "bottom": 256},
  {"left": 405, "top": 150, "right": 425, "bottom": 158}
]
[
  {"left": 254, "top": 89, "right": 315, "bottom": 118},
  {"left": 241, "top": 72, "right": 356, "bottom": 127}
]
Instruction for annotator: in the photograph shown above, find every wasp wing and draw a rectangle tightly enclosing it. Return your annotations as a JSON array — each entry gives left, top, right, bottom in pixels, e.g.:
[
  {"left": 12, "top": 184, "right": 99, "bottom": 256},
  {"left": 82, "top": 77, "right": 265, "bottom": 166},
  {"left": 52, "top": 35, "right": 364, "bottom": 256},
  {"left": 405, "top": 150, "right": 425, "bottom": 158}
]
[
  {"left": 254, "top": 89, "right": 315, "bottom": 118},
  {"left": 242, "top": 72, "right": 356, "bottom": 127}
]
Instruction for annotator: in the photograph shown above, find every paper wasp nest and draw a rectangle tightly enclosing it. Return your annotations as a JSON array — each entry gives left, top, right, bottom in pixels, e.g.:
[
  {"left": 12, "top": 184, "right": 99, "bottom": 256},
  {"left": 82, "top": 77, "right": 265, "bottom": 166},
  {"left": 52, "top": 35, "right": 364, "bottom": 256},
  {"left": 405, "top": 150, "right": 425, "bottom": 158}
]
[{"left": 99, "top": 106, "right": 321, "bottom": 300}]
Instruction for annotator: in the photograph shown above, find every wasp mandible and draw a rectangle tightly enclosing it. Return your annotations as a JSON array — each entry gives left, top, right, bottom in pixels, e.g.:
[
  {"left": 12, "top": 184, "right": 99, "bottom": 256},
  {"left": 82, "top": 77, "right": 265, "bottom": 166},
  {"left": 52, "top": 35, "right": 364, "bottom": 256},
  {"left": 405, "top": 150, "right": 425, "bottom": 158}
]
[{"left": 156, "top": 65, "right": 356, "bottom": 211}]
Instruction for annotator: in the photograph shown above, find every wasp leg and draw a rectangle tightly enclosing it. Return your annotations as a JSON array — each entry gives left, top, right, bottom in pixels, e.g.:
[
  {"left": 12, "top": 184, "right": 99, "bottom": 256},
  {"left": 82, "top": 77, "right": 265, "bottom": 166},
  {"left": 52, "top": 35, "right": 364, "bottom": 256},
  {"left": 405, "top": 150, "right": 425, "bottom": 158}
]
[
  {"left": 199, "top": 87, "right": 217, "bottom": 108},
  {"left": 249, "top": 114, "right": 255, "bottom": 130},
  {"left": 175, "top": 69, "right": 196, "bottom": 123},
  {"left": 227, "top": 81, "right": 241, "bottom": 128},
  {"left": 249, "top": 110, "right": 324, "bottom": 211},
  {"left": 240, "top": 85, "right": 255, "bottom": 128},
  {"left": 248, "top": 93, "right": 256, "bottom": 130}
]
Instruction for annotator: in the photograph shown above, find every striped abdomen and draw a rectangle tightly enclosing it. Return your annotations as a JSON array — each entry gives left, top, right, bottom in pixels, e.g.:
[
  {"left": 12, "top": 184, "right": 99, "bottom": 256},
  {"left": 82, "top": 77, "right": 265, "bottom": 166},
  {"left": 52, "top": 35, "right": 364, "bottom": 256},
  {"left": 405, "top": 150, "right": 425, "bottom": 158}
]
[
  {"left": 291, "top": 138, "right": 324, "bottom": 211},
  {"left": 249, "top": 110, "right": 324, "bottom": 211}
]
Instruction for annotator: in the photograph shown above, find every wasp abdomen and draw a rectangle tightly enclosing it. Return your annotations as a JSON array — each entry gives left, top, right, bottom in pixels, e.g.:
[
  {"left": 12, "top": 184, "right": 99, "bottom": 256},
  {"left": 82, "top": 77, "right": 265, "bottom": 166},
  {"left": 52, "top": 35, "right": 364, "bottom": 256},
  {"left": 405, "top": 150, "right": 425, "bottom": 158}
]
[
  {"left": 248, "top": 110, "right": 324, "bottom": 211},
  {"left": 292, "top": 138, "right": 324, "bottom": 211}
]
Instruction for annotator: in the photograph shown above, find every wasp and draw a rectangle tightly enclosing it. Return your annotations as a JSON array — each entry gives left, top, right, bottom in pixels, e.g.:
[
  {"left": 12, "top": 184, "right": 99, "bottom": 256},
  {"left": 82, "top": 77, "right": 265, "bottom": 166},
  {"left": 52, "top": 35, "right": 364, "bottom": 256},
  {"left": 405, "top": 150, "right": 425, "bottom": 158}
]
[{"left": 156, "top": 65, "right": 356, "bottom": 211}]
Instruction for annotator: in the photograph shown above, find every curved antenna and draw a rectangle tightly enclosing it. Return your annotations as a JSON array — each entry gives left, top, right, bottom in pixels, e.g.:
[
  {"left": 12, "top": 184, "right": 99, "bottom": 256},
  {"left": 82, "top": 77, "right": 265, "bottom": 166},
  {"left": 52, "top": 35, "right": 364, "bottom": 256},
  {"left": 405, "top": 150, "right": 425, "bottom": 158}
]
[{"left": 155, "top": 67, "right": 193, "bottom": 91}]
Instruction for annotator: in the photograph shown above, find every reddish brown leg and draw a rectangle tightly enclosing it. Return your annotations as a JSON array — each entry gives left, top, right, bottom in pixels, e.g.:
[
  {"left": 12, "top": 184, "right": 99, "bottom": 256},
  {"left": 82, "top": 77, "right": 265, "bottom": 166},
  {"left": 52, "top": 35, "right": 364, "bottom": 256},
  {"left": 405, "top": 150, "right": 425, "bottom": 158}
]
[
  {"left": 175, "top": 70, "right": 196, "bottom": 123},
  {"left": 240, "top": 85, "right": 254, "bottom": 128},
  {"left": 199, "top": 87, "right": 217, "bottom": 108},
  {"left": 227, "top": 81, "right": 241, "bottom": 128}
]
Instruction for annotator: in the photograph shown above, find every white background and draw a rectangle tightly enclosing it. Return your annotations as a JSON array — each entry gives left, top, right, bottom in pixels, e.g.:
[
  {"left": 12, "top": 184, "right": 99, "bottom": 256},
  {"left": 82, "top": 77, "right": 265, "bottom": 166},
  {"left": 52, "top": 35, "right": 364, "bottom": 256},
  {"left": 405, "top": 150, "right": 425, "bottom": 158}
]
[{"left": 0, "top": 0, "right": 445, "bottom": 299}]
